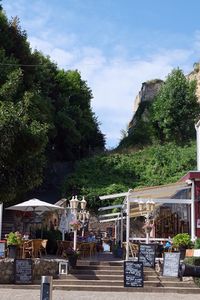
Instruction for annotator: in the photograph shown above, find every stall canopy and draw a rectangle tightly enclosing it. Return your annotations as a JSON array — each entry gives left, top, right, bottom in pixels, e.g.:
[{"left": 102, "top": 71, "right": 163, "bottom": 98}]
[{"left": 99, "top": 181, "right": 190, "bottom": 220}]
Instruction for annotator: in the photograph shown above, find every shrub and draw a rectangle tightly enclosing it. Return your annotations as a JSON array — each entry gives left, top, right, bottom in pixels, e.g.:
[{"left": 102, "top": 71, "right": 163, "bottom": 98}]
[{"left": 172, "top": 233, "right": 192, "bottom": 248}]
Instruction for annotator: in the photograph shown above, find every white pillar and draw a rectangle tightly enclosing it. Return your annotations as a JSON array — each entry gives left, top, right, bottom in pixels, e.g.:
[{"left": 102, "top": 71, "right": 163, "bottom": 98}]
[
  {"left": 73, "top": 210, "right": 77, "bottom": 250},
  {"left": 191, "top": 180, "right": 196, "bottom": 241},
  {"left": 126, "top": 192, "right": 131, "bottom": 261},
  {"left": 114, "top": 221, "right": 117, "bottom": 241},
  {"left": 0, "top": 203, "right": 3, "bottom": 240},
  {"left": 120, "top": 210, "right": 123, "bottom": 247},
  {"left": 195, "top": 120, "right": 200, "bottom": 170}
]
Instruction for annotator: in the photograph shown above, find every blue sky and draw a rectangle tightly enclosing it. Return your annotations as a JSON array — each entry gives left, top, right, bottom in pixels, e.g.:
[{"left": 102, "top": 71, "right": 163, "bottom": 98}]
[{"left": 2, "top": 0, "right": 200, "bottom": 148}]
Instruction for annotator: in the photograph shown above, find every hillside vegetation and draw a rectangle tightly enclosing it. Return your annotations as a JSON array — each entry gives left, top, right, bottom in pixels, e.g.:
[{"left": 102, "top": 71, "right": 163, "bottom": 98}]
[
  {"left": 64, "top": 69, "right": 200, "bottom": 210},
  {"left": 63, "top": 142, "right": 197, "bottom": 210},
  {"left": 0, "top": 6, "right": 105, "bottom": 204}
]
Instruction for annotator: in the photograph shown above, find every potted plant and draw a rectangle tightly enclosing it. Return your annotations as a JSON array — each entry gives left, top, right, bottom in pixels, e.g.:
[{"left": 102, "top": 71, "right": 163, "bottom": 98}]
[
  {"left": 5, "top": 231, "right": 22, "bottom": 258},
  {"left": 69, "top": 220, "right": 81, "bottom": 231},
  {"left": 63, "top": 246, "right": 80, "bottom": 268},
  {"left": 172, "top": 233, "right": 192, "bottom": 259}
]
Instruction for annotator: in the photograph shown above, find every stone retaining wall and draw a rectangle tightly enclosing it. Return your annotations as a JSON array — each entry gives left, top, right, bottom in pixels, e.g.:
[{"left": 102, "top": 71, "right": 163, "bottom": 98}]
[{"left": 0, "top": 258, "right": 66, "bottom": 284}]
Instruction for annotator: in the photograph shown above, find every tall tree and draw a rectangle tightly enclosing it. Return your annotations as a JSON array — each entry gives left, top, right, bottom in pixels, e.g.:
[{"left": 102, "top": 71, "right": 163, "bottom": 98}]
[{"left": 152, "top": 68, "right": 200, "bottom": 143}]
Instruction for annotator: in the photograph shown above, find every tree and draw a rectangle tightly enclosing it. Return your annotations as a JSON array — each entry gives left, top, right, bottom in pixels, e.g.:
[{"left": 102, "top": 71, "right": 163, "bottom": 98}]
[{"left": 152, "top": 68, "right": 200, "bottom": 143}]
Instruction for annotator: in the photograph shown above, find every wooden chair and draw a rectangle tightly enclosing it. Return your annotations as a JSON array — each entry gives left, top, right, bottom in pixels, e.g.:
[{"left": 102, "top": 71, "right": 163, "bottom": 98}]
[
  {"left": 79, "top": 242, "right": 91, "bottom": 258},
  {"left": 61, "top": 241, "right": 73, "bottom": 257},
  {"left": 40, "top": 239, "right": 48, "bottom": 256},
  {"left": 22, "top": 240, "right": 34, "bottom": 258},
  {"left": 32, "top": 239, "right": 43, "bottom": 258},
  {"left": 56, "top": 240, "right": 63, "bottom": 256},
  {"left": 129, "top": 242, "right": 139, "bottom": 258},
  {"left": 122, "top": 242, "right": 139, "bottom": 258},
  {"left": 89, "top": 242, "right": 96, "bottom": 256}
]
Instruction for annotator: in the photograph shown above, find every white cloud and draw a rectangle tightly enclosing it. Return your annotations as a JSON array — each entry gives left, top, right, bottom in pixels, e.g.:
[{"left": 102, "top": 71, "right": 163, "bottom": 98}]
[{"left": 3, "top": 0, "right": 200, "bottom": 148}]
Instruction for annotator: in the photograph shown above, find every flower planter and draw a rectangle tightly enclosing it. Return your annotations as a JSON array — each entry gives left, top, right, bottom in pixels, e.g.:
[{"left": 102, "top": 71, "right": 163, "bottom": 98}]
[
  {"left": 8, "top": 245, "right": 18, "bottom": 258},
  {"left": 68, "top": 255, "right": 78, "bottom": 268}
]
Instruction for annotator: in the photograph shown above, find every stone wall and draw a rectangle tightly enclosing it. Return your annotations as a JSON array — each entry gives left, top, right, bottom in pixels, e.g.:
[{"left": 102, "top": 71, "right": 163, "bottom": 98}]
[{"left": 0, "top": 258, "right": 66, "bottom": 284}]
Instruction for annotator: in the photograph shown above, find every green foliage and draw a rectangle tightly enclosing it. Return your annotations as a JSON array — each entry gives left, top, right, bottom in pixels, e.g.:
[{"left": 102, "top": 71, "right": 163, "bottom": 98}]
[
  {"left": 152, "top": 68, "right": 200, "bottom": 144},
  {"left": 0, "top": 7, "right": 105, "bottom": 205},
  {"left": 63, "top": 142, "right": 196, "bottom": 210},
  {"left": 6, "top": 231, "right": 22, "bottom": 246},
  {"left": 184, "top": 257, "right": 200, "bottom": 287},
  {"left": 194, "top": 238, "right": 200, "bottom": 249},
  {"left": 172, "top": 233, "right": 192, "bottom": 248}
]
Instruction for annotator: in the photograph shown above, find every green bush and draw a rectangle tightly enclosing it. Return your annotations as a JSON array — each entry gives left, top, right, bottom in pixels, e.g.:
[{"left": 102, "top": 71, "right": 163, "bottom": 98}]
[
  {"left": 194, "top": 238, "right": 200, "bottom": 249},
  {"left": 184, "top": 257, "right": 200, "bottom": 287},
  {"left": 172, "top": 233, "right": 192, "bottom": 248}
]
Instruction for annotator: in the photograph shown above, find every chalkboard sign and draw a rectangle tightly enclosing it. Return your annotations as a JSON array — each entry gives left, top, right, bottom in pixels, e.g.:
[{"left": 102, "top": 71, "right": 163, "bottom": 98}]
[
  {"left": 124, "top": 261, "right": 143, "bottom": 287},
  {"left": 0, "top": 241, "right": 5, "bottom": 257},
  {"left": 163, "top": 252, "right": 180, "bottom": 277},
  {"left": 15, "top": 259, "right": 33, "bottom": 284},
  {"left": 138, "top": 244, "right": 156, "bottom": 268}
]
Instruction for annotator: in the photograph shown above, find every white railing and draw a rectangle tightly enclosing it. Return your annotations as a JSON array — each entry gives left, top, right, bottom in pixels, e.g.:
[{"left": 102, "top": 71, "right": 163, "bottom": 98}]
[{"left": 129, "top": 237, "right": 169, "bottom": 243}]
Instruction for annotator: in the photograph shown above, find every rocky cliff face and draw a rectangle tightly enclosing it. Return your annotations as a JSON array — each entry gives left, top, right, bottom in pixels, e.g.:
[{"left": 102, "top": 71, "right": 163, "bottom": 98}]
[
  {"left": 129, "top": 79, "right": 163, "bottom": 130},
  {"left": 187, "top": 63, "right": 200, "bottom": 101},
  {"left": 130, "top": 65, "right": 200, "bottom": 132},
  {"left": 132, "top": 79, "right": 163, "bottom": 114}
]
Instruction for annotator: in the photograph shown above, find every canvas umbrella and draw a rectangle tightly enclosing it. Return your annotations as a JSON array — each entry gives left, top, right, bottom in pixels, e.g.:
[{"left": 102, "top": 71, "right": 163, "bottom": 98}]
[
  {"left": 6, "top": 198, "right": 64, "bottom": 238},
  {"left": 6, "top": 198, "right": 64, "bottom": 213}
]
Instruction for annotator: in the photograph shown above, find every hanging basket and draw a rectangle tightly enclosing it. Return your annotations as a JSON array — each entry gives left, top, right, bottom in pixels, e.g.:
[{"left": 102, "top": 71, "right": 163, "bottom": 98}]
[{"left": 70, "top": 224, "right": 79, "bottom": 231}]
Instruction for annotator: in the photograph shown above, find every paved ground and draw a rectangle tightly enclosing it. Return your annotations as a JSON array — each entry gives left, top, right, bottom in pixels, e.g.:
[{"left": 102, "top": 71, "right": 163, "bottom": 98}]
[{"left": 0, "top": 289, "right": 200, "bottom": 300}]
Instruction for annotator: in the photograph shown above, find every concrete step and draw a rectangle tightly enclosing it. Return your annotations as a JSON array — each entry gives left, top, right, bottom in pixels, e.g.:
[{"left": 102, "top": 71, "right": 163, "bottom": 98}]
[
  {"left": 75, "top": 265, "right": 122, "bottom": 270},
  {"left": 61, "top": 274, "right": 124, "bottom": 280},
  {"left": 70, "top": 269, "right": 123, "bottom": 275},
  {"left": 157, "top": 276, "right": 181, "bottom": 282},
  {"left": 1, "top": 283, "right": 199, "bottom": 294},
  {"left": 52, "top": 284, "right": 200, "bottom": 293},
  {"left": 77, "top": 261, "right": 123, "bottom": 266},
  {"left": 54, "top": 279, "right": 124, "bottom": 286}
]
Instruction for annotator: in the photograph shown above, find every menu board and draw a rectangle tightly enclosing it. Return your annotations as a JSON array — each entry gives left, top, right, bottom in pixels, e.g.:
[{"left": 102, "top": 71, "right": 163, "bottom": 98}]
[
  {"left": 15, "top": 259, "right": 33, "bottom": 284},
  {"left": 124, "top": 261, "right": 143, "bottom": 287},
  {"left": 138, "top": 244, "right": 156, "bottom": 268},
  {"left": 163, "top": 252, "right": 180, "bottom": 277},
  {"left": 0, "top": 241, "right": 5, "bottom": 257}
]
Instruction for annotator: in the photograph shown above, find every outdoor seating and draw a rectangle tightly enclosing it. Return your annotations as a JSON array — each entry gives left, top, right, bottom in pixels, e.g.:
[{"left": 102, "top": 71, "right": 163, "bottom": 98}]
[
  {"left": 21, "top": 240, "right": 34, "bottom": 258},
  {"left": 56, "top": 240, "right": 63, "bottom": 256},
  {"left": 61, "top": 241, "right": 73, "bottom": 257},
  {"left": 40, "top": 239, "right": 48, "bottom": 256},
  {"left": 32, "top": 239, "right": 43, "bottom": 258},
  {"left": 79, "top": 242, "right": 91, "bottom": 258}
]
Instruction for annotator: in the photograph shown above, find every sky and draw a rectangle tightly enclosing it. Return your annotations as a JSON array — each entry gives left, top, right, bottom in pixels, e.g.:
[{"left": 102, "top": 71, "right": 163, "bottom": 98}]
[{"left": 2, "top": 0, "right": 200, "bottom": 148}]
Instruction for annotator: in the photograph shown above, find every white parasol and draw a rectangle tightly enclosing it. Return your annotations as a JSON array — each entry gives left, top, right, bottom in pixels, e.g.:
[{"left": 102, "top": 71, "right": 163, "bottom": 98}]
[{"left": 6, "top": 198, "right": 64, "bottom": 214}]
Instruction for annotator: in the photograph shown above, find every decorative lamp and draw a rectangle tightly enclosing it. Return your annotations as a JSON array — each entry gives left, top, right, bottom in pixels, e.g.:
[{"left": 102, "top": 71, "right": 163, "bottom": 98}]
[
  {"left": 138, "top": 200, "right": 144, "bottom": 211},
  {"left": 69, "top": 196, "right": 75, "bottom": 209},
  {"left": 82, "top": 211, "right": 86, "bottom": 222},
  {"left": 150, "top": 199, "right": 155, "bottom": 211},
  {"left": 86, "top": 211, "right": 90, "bottom": 219},
  {"left": 74, "top": 195, "right": 79, "bottom": 209},
  {"left": 78, "top": 211, "right": 83, "bottom": 221},
  {"left": 80, "top": 196, "right": 87, "bottom": 210},
  {"left": 146, "top": 199, "right": 151, "bottom": 211}
]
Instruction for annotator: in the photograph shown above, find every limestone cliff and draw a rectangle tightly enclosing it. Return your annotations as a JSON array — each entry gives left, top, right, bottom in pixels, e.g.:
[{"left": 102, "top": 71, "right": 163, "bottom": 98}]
[
  {"left": 129, "top": 79, "right": 163, "bottom": 130},
  {"left": 129, "top": 64, "right": 200, "bottom": 132},
  {"left": 132, "top": 79, "right": 163, "bottom": 114},
  {"left": 187, "top": 63, "right": 200, "bottom": 101}
]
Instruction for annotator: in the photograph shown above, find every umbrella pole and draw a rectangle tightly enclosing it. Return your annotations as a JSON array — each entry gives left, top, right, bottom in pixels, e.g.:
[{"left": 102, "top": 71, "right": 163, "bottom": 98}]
[{"left": 62, "top": 230, "right": 65, "bottom": 241}]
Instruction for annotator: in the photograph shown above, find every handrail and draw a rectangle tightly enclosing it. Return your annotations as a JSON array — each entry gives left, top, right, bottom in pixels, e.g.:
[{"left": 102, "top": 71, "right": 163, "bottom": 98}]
[{"left": 129, "top": 237, "right": 169, "bottom": 242}]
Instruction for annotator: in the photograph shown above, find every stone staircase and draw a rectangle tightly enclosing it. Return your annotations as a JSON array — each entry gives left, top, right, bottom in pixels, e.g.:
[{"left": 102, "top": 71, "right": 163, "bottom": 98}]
[{"left": 52, "top": 257, "right": 200, "bottom": 293}]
